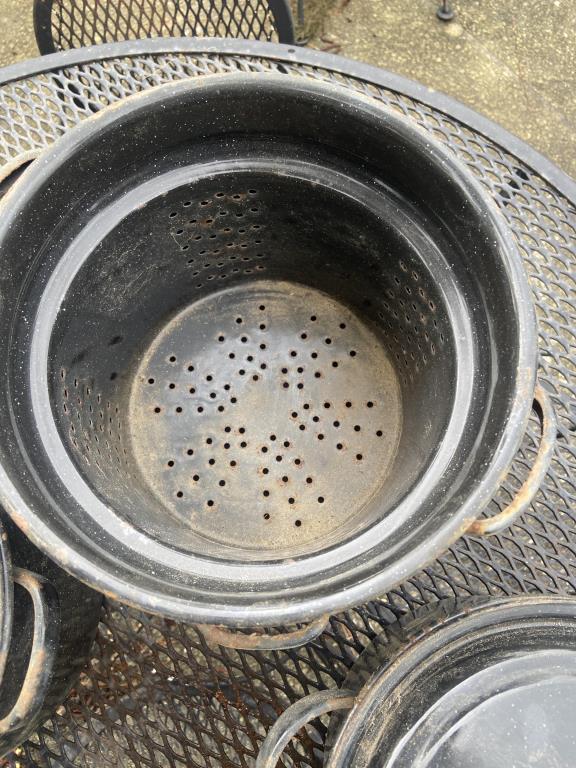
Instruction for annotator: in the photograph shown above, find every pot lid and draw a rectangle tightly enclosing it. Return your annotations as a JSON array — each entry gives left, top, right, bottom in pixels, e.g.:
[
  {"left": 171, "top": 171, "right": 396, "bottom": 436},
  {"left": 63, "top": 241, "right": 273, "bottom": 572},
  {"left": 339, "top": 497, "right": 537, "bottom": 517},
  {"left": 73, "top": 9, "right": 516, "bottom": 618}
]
[{"left": 327, "top": 597, "right": 576, "bottom": 768}]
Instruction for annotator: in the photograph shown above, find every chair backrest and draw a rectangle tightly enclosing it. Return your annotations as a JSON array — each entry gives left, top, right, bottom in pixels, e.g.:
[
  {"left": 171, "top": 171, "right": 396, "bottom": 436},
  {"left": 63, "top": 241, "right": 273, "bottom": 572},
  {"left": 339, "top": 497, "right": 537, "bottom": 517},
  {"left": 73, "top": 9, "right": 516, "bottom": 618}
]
[{"left": 34, "top": 0, "right": 295, "bottom": 54}]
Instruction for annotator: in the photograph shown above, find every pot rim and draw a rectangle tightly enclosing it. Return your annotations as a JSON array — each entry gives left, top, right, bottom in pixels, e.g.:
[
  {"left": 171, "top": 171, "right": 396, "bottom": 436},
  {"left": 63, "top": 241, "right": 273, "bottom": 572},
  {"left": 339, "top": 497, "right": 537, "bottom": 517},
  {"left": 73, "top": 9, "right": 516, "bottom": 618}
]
[{"left": 0, "top": 73, "right": 537, "bottom": 626}]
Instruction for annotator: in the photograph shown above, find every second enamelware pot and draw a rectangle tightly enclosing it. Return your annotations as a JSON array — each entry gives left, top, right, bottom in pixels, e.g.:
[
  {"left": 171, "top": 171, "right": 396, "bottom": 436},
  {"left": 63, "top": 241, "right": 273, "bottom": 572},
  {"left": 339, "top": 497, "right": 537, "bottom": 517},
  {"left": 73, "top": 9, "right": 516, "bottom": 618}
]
[
  {"left": 258, "top": 597, "right": 576, "bottom": 767},
  {"left": 0, "top": 515, "right": 101, "bottom": 757}
]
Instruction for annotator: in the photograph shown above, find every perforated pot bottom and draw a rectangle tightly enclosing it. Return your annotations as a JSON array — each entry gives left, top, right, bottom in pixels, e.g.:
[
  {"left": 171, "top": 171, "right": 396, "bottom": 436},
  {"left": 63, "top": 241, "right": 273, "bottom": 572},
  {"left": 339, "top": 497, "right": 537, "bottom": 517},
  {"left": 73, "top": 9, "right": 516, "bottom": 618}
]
[{"left": 131, "top": 280, "right": 402, "bottom": 555}]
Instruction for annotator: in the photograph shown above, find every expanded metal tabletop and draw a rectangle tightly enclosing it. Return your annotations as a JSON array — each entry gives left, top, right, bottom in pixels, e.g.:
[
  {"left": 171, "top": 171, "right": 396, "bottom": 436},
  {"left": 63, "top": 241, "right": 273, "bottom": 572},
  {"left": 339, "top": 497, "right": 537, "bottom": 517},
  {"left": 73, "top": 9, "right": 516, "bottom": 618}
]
[{"left": 1, "top": 39, "right": 575, "bottom": 768}]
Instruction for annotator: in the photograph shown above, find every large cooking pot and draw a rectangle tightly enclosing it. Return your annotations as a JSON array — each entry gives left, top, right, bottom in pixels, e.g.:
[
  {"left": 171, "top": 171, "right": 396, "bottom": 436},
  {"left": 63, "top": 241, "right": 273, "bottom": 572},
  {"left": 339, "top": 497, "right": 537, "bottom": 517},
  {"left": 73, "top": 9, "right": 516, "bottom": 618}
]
[
  {"left": 0, "top": 74, "right": 554, "bottom": 648},
  {"left": 0, "top": 515, "right": 102, "bottom": 757},
  {"left": 257, "top": 597, "right": 576, "bottom": 767}
]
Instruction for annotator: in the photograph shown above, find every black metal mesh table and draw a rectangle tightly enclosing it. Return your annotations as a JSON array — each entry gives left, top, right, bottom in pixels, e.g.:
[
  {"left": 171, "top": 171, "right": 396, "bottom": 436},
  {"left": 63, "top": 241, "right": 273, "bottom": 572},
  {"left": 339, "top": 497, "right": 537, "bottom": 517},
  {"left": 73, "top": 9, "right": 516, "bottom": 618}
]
[{"left": 1, "top": 39, "right": 574, "bottom": 768}]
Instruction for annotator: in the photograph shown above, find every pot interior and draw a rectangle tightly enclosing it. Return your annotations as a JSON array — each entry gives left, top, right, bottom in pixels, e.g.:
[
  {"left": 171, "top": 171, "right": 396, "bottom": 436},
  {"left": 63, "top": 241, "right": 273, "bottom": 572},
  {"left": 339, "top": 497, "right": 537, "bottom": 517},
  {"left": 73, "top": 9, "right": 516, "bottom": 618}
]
[{"left": 44, "top": 160, "right": 460, "bottom": 560}]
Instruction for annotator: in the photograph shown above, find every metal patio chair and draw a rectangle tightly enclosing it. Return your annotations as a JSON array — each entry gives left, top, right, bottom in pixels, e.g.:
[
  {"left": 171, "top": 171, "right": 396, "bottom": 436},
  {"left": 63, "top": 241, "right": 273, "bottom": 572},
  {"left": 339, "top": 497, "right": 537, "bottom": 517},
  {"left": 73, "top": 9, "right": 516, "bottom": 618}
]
[{"left": 34, "top": 0, "right": 295, "bottom": 53}]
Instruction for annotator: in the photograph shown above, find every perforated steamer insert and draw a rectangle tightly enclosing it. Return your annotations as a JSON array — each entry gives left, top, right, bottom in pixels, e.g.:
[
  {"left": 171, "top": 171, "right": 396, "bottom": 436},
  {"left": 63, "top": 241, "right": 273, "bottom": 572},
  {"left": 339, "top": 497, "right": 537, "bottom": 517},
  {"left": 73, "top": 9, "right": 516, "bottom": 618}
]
[
  {"left": 0, "top": 73, "right": 549, "bottom": 635},
  {"left": 52, "top": 161, "right": 438, "bottom": 561},
  {"left": 132, "top": 279, "right": 402, "bottom": 550}
]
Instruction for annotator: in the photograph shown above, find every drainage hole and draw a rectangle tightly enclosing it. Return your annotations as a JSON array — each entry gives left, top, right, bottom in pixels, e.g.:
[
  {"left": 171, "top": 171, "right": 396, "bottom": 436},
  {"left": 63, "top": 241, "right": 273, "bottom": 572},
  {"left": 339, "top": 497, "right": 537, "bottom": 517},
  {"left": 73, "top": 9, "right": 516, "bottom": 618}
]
[
  {"left": 295, "top": 519, "right": 302, "bottom": 527},
  {"left": 167, "top": 460, "right": 175, "bottom": 467},
  {"left": 317, "top": 497, "right": 324, "bottom": 504},
  {"left": 176, "top": 491, "right": 184, "bottom": 498}
]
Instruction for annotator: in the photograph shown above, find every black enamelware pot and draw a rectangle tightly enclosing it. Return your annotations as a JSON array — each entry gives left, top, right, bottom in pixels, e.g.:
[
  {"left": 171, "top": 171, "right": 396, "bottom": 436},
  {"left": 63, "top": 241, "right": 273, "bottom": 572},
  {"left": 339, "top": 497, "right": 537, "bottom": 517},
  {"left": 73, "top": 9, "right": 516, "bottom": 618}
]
[
  {"left": 0, "top": 516, "right": 101, "bottom": 757},
  {"left": 258, "top": 597, "right": 576, "bottom": 767},
  {"left": 0, "top": 74, "right": 554, "bottom": 649}
]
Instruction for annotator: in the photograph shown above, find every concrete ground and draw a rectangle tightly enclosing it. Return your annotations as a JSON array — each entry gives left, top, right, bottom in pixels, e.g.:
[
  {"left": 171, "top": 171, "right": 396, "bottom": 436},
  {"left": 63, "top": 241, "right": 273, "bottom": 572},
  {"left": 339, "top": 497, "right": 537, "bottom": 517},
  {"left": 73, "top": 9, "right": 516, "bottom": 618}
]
[
  {"left": 310, "top": 0, "right": 576, "bottom": 178},
  {"left": 0, "top": 0, "right": 574, "bottom": 177}
]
